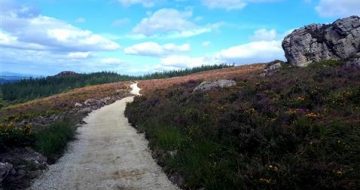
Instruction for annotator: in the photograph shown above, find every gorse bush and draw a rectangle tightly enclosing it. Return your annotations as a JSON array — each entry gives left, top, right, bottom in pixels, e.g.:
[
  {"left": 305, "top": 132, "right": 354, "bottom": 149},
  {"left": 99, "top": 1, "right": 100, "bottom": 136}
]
[
  {"left": 0, "top": 123, "right": 33, "bottom": 151},
  {"left": 125, "top": 63, "right": 360, "bottom": 189},
  {"left": 0, "top": 121, "right": 76, "bottom": 162}
]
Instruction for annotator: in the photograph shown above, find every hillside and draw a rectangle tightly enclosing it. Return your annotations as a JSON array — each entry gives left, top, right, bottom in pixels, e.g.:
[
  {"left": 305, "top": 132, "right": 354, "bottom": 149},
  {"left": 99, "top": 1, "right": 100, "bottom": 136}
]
[
  {"left": 125, "top": 61, "right": 360, "bottom": 189},
  {"left": 0, "top": 65, "right": 231, "bottom": 106},
  {"left": 0, "top": 64, "right": 256, "bottom": 189}
]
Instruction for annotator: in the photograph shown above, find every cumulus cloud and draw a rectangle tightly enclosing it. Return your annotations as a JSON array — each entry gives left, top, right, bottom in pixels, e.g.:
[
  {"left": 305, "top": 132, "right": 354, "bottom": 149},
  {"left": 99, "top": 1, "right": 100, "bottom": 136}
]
[
  {"left": 132, "top": 8, "right": 215, "bottom": 38},
  {"left": 124, "top": 42, "right": 190, "bottom": 57},
  {"left": 215, "top": 40, "right": 284, "bottom": 63},
  {"left": 202, "top": 0, "right": 278, "bottom": 10},
  {"left": 67, "top": 52, "right": 91, "bottom": 59},
  {"left": 215, "top": 28, "right": 284, "bottom": 63},
  {"left": 0, "top": 0, "right": 120, "bottom": 52},
  {"left": 156, "top": 28, "right": 285, "bottom": 70},
  {"left": 158, "top": 40, "right": 284, "bottom": 70},
  {"left": 0, "top": 0, "right": 123, "bottom": 75},
  {"left": 315, "top": 0, "right": 360, "bottom": 17}
]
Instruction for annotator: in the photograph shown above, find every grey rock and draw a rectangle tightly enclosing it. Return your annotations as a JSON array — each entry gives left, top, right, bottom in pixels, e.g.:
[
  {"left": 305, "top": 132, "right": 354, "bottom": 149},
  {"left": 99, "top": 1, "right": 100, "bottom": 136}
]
[
  {"left": 101, "top": 97, "right": 111, "bottom": 103},
  {"left": 282, "top": 16, "right": 360, "bottom": 66},
  {"left": 169, "top": 172, "right": 184, "bottom": 187},
  {"left": 22, "top": 147, "right": 47, "bottom": 167},
  {"left": 79, "top": 107, "right": 92, "bottom": 114},
  {"left": 261, "top": 60, "right": 284, "bottom": 76},
  {"left": 84, "top": 98, "right": 101, "bottom": 106},
  {"left": 74, "top": 102, "right": 83, "bottom": 107},
  {"left": 16, "top": 169, "right": 26, "bottom": 178},
  {"left": 194, "top": 79, "right": 236, "bottom": 92},
  {"left": 0, "top": 162, "right": 13, "bottom": 182}
]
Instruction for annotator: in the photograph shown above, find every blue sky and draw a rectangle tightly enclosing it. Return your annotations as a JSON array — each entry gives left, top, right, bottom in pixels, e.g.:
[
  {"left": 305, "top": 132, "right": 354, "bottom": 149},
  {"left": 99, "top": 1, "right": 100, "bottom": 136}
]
[{"left": 0, "top": 0, "right": 359, "bottom": 76}]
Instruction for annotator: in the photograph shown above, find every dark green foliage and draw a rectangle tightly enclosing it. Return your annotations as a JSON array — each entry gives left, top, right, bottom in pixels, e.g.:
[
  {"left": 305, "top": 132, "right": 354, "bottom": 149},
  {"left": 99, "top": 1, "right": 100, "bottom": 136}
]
[
  {"left": 125, "top": 63, "right": 360, "bottom": 189},
  {"left": 0, "top": 121, "right": 76, "bottom": 162},
  {"left": 139, "top": 64, "right": 233, "bottom": 79},
  {"left": 0, "top": 124, "right": 33, "bottom": 151},
  {"left": 34, "top": 120, "right": 76, "bottom": 162},
  {"left": 0, "top": 72, "right": 133, "bottom": 103}
]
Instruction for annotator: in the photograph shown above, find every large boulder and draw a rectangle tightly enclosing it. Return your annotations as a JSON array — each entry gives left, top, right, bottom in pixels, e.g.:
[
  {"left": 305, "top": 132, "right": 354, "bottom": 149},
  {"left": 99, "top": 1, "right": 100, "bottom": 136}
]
[{"left": 282, "top": 16, "right": 360, "bottom": 67}]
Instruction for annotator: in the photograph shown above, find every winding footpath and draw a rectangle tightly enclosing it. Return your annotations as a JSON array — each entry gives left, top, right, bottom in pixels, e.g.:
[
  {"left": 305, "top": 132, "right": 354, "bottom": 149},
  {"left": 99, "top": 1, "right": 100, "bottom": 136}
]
[{"left": 30, "top": 83, "right": 178, "bottom": 190}]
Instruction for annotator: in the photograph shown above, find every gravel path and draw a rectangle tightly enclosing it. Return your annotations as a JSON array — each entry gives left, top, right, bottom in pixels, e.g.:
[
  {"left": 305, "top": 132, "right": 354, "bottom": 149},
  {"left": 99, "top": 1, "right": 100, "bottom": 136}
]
[{"left": 30, "top": 83, "right": 178, "bottom": 190}]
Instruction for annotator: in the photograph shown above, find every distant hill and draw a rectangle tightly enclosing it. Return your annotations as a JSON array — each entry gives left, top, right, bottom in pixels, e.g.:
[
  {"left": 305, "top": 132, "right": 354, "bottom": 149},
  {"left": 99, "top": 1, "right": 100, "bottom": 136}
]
[
  {"left": 0, "top": 72, "right": 40, "bottom": 84},
  {"left": 54, "top": 71, "right": 79, "bottom": 77}
]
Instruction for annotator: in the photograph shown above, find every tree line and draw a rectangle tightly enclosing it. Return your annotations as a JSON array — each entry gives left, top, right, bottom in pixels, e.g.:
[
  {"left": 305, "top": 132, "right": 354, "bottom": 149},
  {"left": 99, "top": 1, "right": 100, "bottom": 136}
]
[{"left": 0, "top": 64, "right": 232, "bottom": 104}]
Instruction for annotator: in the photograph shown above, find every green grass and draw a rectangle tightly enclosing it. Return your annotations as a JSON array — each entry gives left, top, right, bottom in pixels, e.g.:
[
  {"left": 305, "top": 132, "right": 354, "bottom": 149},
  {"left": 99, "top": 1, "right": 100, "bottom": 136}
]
[
  {"left": 0, "top": 120, "right": 76, "bottom": 162},
  {"left": 34, "top": 120, "right": 76, "bottom": 162}
]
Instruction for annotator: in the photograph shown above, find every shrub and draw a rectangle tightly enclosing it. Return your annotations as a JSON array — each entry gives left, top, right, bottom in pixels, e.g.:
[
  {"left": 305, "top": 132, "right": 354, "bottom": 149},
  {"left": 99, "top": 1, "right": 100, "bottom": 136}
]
[
  {"left": 0, "top": 123, "right": 33, "bottom": 151},
  {"left": 34, "top": 120, "right": 76, "bottom": 162}
]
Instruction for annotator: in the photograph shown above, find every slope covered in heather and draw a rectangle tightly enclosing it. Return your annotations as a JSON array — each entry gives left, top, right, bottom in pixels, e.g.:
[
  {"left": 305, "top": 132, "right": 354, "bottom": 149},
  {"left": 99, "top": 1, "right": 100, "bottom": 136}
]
[{"left": 126, "top": 61, "right": 360, "bottom": 189}]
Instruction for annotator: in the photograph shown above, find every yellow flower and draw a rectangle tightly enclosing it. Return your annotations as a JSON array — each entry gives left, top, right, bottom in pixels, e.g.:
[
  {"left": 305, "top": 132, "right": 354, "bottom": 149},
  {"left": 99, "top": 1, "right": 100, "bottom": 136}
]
[
  {"left": 296, "top": 96, "right": 305, "bottom": 101},
  {"left": 259, "top": 178, "right": 272, "bottom": 184},
  {"left": 305, "top": 112, "right": 319, "bottom": 119}
]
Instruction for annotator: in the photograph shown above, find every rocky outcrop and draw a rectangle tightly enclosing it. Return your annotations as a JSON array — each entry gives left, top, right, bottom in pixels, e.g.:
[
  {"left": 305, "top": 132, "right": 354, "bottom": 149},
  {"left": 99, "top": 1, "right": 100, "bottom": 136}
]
[
  {"left": 282, "top": 16, "right": 360, "bottom": 66},
  {"left": 193, "top": 79, "right": 236, "bottom": 92},
  {"left": 0, "top": 148, "right": 47, "bottom": 189}
]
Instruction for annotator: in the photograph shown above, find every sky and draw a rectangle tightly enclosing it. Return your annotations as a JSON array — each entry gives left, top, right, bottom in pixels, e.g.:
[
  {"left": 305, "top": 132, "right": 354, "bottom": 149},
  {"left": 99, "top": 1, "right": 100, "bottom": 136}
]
[{"left": 0, "top": 0, "right": 359, "bottom": 76}]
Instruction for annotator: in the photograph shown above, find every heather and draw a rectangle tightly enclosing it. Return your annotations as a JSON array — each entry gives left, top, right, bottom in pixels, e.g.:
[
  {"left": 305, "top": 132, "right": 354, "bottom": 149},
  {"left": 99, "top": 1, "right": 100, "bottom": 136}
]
[{"left": 126, "top": 61, "right": 360, "bottom": 189}]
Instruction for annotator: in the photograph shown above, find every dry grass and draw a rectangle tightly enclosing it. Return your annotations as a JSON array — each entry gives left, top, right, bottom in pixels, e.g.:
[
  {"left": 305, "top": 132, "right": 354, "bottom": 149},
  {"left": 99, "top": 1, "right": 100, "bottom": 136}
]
[
  {"left": 0, "top": 81, "right": 131, "bottom": 122},
  {"left": 138, "top": 64, "right": 265, "bottom": 94}
]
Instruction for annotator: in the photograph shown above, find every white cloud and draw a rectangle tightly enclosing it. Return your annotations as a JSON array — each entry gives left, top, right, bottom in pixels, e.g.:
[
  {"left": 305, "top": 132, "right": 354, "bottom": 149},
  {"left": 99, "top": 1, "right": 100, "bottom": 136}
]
[
  {"left": 0, "top": 0, "right": 123, "bottom": 75},
  {"left": 132, "top": 8, "right": 214, "bottom": 38},
  {"left": 316, "top": 0, "right": 360, "bottom": 17},
  {"left": 158, "top": 40, "right": 284, "bottom": 70},
  {"left": 202, "top": 0, "right": 278, "bottom": 10},
  {"left": 156, "top": 28, "right": 285, "bottom": 70},
  {"left": 251, "top": 28, "right": 277, "bottom": 41},
  {"left": 67, "top": 52, "right": 91, "bottom": 59},
  {"left": 118, "top": 0, "right": 154, "bottom": 7},
  {"left": 160, "top": 55, "right": 213, "bottom": 69},
  {"left": 124, "top": 42, "right": 190, "bottom": 57},
  {"left": 0, "top": 30, "right": 16, "bottom": 45},
  {"left": 0, "top": 2, "right": 120, "bottom": 52},
  {"left": 215, "top": 40, "right": 284, "bottom": 63}
]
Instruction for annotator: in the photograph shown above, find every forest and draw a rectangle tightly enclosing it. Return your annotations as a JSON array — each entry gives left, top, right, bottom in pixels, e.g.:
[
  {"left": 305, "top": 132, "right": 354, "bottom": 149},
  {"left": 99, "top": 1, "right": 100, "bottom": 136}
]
[{"left": 0, "top": 64, "right": 232, "bottom": 106}]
